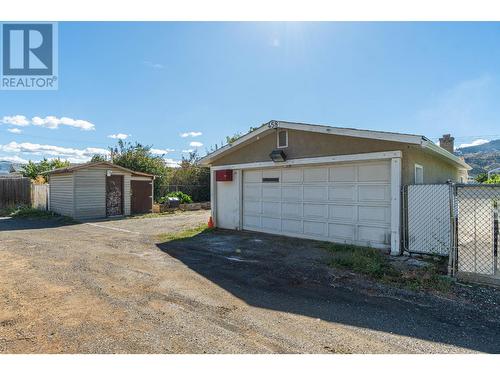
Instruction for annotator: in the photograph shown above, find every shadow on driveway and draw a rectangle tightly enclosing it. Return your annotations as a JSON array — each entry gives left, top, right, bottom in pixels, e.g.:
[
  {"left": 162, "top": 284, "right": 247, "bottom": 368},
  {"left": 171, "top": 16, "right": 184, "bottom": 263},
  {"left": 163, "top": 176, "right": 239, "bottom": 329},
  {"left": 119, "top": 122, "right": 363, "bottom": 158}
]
[
  {"left": 0, "top": 216, "right": 78, "bottom": 231},
  {"left": 157, "top": 229, "right": 500, "bottom": 353}
]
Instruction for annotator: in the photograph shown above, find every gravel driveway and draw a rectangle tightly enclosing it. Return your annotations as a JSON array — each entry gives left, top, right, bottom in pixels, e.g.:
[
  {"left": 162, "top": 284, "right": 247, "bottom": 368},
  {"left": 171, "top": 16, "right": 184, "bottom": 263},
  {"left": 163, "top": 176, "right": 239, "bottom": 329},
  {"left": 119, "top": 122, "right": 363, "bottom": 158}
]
[{"left": 0, "top": 211, "right": 499, "bottom": 353}]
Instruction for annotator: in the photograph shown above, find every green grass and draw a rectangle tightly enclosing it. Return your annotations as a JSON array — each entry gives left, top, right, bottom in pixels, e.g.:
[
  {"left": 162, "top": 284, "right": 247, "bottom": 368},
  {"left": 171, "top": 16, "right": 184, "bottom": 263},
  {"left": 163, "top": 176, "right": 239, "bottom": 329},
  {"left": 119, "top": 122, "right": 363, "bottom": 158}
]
[
  {"left": 0, "top": 205, "right": 75, "bottom": 222},
  {"left": 324, "top": 243, "right": 452, "bottom": 292},
  {"left": 157, "top": 224, "right": 211, "bottom": 242},
  {"left": 128, "top": 211, "right": 178, "bottom": 219}
]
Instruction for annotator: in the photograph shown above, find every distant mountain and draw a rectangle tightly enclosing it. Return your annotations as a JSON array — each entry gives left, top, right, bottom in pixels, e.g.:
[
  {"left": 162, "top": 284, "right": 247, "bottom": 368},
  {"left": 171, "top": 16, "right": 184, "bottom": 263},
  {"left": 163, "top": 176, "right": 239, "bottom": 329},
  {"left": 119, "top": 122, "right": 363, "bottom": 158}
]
[
  {"left": 456, "top": 139, "right": 500, "bottom": 154},
  {"left": 455, "top": 139, "right": 500, "bottom": 176}
]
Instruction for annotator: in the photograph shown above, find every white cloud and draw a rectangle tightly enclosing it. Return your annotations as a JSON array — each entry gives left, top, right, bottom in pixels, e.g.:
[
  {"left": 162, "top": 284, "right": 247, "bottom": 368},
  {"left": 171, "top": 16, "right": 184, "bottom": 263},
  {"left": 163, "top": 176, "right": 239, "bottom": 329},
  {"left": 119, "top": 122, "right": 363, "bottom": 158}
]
[
  {"left": 180, "top": 131, "right": 202, "bottom": 138},
  {"left": 164, "top": 158, "right": 181, "bottom": 168},
  {"left": 182, "top": 149, "right": 194, "bottom": 153},
  {"left": 1, "top": 115, "right": 30, "bottom": 126},
  {"left": 189, "top": 141, "right": 203, "bottom": 147},
  {"left": 143, "top": 61, "right": 164, "bottom": 69},
  {"left": 150, "top": 148, "right": 175, "bottom": 155},
  {"left": 7, "top": 128, "right": 22, "bottom": 134},
  {"left": 32, "top": 116, "right": 95, "bottom": 131},
  {"left": 457, "top": 139, "right": 489, "bottom": 149},
  {"left": 0, "top": 155, "right": 29, "bottom": 163},
  {"left": 108, "top": 133, "right": 130, "bottom": 140},
  {"left": 0, "top": 141, "right": 109, "bottom": 163}
]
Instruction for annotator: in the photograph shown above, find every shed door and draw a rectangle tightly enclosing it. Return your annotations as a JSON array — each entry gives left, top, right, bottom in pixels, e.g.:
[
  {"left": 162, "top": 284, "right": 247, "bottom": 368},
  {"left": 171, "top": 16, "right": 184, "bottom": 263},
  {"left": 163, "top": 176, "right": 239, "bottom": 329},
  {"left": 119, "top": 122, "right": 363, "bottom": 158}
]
[
  {"left": 131, "top": 180, "right": 152, "bottom": 214},
  {"left": 242, "top": 161, "right": 392, "bottom": 249},
  {"left": 106, "top": 175, "right": 123, "bottom": 216}
]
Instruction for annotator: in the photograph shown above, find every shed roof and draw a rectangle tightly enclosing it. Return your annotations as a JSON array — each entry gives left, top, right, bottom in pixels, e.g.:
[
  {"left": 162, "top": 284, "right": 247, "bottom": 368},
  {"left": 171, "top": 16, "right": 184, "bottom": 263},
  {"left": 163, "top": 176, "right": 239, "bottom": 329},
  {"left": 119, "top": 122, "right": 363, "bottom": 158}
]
[{"left": 46, "top": 161, "right": 155, "bottom": 177}]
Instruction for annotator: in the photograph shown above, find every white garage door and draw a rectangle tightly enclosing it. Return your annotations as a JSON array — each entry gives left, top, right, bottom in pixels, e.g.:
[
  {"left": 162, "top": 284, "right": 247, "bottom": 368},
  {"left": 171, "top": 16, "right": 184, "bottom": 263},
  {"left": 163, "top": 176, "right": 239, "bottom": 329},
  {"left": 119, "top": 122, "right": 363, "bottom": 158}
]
[{"left": 242, "top": 161, "right": 392, "bottom": 248}]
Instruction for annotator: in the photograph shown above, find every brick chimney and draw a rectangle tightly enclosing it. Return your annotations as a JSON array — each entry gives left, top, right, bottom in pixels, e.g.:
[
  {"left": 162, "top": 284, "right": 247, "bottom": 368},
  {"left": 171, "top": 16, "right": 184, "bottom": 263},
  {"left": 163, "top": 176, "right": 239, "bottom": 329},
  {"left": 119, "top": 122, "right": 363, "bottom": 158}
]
[{"left": 439, "top": 134, "right": 455, "bottom": 153}]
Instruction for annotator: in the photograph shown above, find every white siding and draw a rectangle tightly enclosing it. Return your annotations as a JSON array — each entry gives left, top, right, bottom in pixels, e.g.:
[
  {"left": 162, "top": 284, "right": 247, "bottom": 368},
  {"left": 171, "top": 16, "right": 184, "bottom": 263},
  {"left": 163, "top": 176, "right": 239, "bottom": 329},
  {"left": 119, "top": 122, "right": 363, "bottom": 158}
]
[
  {"left": 73, "top": 166, "right": 132, "bottom": 219},
  {"left": 49, "top": 174, "right": 74, "bottom": 217}
]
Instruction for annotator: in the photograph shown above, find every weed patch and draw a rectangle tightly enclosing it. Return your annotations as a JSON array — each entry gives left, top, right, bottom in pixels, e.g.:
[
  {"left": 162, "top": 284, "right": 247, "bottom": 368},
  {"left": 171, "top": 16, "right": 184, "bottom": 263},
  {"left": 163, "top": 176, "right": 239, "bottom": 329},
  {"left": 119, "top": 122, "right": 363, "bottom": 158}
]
[
  {"left": 157, "top": 224, "right": 211, "bottom": 242},
  {"left": 325, "top": 243, "right": 452, "bottom": 292}
]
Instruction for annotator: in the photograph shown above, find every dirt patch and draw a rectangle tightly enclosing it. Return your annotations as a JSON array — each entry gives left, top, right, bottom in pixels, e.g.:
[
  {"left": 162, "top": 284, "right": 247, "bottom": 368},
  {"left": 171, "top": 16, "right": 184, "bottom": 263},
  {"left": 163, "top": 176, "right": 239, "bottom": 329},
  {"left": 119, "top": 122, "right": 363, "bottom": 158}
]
[{"left": 0, "top": 214, "right": 499, "bottom": 353}]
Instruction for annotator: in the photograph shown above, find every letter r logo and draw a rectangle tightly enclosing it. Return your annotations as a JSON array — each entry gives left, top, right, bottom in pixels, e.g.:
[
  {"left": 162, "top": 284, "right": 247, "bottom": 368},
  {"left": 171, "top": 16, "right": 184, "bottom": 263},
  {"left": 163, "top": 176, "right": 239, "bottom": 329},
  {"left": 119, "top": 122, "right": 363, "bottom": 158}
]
[{"left": 2, "top": 24, "right": 53, "bottom": 76}]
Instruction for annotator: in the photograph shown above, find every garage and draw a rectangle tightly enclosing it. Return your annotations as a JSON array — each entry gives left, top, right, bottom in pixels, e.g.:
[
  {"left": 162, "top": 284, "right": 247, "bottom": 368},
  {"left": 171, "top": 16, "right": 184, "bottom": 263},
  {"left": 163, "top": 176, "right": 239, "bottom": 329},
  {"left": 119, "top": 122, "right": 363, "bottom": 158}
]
[
  {"left": 242, "top": 161, "right": 391, "bottom": 248},
  {"left": 200, "top": 120, "right": 470, "bottom": 255}
]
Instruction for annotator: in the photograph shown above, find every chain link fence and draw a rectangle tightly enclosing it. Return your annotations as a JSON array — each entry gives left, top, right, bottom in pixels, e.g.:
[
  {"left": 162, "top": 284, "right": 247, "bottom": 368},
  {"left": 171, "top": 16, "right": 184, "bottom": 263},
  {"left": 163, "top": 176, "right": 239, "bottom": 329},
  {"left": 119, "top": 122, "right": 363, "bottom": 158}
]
[
  {"left": 402, "top": 184, "right": 454, "bottom": 256},
  {"left": 402, "top": 183, "right": 500, "bottom": 285},
  {"left": 454, "top": 184, "right": 500, "bottom": 279},
  {"left": 156, "top": 184, "right": 210, "bottom": 203}
]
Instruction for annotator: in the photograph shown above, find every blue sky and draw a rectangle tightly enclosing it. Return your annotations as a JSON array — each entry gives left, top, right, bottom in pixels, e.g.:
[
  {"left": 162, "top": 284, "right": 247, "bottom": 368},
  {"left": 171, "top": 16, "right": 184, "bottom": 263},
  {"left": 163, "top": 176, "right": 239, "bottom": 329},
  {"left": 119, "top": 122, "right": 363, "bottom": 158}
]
[{"left": 2, "top": 22, "right": 500, "bottom": 164}]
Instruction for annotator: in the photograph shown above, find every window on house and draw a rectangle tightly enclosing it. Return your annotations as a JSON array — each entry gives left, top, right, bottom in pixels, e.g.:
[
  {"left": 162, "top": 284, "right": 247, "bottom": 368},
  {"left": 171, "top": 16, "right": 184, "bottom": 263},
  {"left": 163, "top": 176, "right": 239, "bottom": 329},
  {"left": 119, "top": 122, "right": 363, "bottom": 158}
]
[
  {"left": 415, "top": 164, "right": 424, "bottom": 184},
  {"left": 277, "top": 130, "right": 288, "bottom": 148}
]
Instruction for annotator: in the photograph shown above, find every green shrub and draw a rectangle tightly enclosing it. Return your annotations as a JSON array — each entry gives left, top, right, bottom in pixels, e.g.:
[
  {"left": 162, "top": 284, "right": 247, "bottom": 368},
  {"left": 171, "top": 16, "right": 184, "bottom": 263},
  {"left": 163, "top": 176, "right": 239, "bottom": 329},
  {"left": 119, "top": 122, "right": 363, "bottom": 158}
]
[{"left": 158, "top": 191, "right": 193, "bottom": 204}]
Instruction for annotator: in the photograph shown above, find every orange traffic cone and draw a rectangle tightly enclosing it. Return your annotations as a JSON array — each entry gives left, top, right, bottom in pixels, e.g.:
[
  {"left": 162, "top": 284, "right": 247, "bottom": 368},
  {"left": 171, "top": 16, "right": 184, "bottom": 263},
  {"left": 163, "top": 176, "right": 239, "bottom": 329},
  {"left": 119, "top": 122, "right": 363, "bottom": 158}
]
[{"left": 207, "top": 216, "right": 214, "bottom": 228}]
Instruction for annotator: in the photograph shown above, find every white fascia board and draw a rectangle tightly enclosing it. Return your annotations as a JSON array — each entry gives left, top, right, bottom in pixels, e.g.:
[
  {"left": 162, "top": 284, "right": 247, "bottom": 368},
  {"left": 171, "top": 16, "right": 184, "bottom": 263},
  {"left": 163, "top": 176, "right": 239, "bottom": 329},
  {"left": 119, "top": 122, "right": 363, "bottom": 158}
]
[
  {"left": 277, "top": 121, "right": 423, "bottom": 145},
  {"left": 211, "top": 150, "right": 402, "bottom": 171},
  {"left": 199, "top": 120, "right": 422, "bottom": 166},
  {"left": 421, "top": 139, "right": 471, "bottom": 170}
]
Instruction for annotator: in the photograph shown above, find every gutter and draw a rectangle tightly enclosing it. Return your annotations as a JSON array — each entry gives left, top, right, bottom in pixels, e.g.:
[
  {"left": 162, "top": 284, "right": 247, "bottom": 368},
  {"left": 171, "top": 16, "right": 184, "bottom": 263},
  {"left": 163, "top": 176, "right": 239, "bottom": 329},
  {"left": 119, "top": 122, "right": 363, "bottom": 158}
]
[{"left": 421, "top": 138, "right": 471, "bottom": 170}]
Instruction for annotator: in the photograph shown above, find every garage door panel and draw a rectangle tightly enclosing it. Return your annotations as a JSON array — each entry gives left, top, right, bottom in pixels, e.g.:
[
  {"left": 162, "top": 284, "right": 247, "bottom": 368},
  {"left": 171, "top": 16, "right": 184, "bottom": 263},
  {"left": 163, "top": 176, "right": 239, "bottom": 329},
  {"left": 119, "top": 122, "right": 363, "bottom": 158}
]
[
  {"left": 282, "top": 186, "right": 302, "bottom": 201},
  {"left": 329, "top": 165, "right": 356, "bottom": 182},
  {"left": 282, "top": 219, "right": 302, "bottom": 233},
  {"left": 328, "top": 185, "right": 356, "bottom": 201},
  {"left": 262, "top": 202, "right": 280, "bottom": 217},
  {"left": 244, "top": 200, "right": 261, "bottom": 214},
  {"left": 303, "top": 203, "right": 328, "bottom": 219},
  {"left": 328, "top": 223, "right": 355, "bottom": 240},
  {"left": 243, "top": 184, "right": 261, "bottom": 200},
  {"left": 282, "top": 202, "right": 302, "bottom": 218},
  {"left": 358, "top": 185, "right": 390, "bottom": 202},
  {"left": 359, "top": 206, "right": 390, "bottom": 224},
  {"left": 243, "top": 215, "right": 261, "bottom": 228},
  {"left": 282, "top": 169, "right": 302, "bottom": 183},
  {"left": 304, "top": 221, "right": 326, "bottom": 236},
  {"left": 262, "top": 217, "right": 281, "bottom": 231},
  {"left": 304, "top": 167, "right": 328, "bottom": 182},
  {"left": 303, "top": 186, "right": 328, "bottom": 201},
  {"left": 358, "top": 225, "right": 389, "bottom": 245},
  {"left": 244, "top": 170, "right": 262, "bottom": 182},
  {"left": 329, "top": 205, "right": 355, "bottom": 221},
  {"left": 263, "top": 169, "right": 280, "bottom": 179},
  {"left": 358, "top": 162, "right": 390, "bottom": 182},
  {"left": 262, "top": 185, "right": 281, "bottom": 200}
]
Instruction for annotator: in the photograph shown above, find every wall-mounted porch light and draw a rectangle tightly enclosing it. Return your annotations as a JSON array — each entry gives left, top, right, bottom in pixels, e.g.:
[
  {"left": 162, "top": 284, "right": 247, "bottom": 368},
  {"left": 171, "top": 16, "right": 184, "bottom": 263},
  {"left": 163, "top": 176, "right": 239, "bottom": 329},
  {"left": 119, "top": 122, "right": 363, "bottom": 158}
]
[{"left": 269, "top": 149, "right": 287, "bottom": 162}]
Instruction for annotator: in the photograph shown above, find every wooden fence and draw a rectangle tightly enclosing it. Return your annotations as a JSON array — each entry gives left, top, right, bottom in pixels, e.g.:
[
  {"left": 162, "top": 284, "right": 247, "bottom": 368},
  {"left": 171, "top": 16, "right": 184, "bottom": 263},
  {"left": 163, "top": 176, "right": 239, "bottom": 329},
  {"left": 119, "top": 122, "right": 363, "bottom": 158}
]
[
  {"left": 0, "top": 177, "right": 31, "bottom": 209},
  {"left": 31, "top": 184, "right": 49, "bottom": 210},
  {"left": 0, "top": 178, "right": 49, "bottom": 210}
]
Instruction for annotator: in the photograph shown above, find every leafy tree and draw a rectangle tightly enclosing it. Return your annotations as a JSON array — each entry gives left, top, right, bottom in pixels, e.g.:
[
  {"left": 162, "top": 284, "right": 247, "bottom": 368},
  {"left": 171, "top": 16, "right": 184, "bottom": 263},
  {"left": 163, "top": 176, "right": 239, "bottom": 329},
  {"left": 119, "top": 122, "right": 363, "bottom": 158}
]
[
  {"left": 109, "top": 140, "right": 170, "bottom": 200},
  {"left": 475, "top": 172, "right": 488, "bottom": 183},
  {"left": 166, "top": 150, "right": 210, "bottom": 202},
  {"left": 90, "top": 154, "right": 108, "bottom": 163},
  {"left": 485, "top": 174, "right": 500, "bottom": 184},
  {"left": 20, "top": 158, "right": 70, "bottom": 182}
]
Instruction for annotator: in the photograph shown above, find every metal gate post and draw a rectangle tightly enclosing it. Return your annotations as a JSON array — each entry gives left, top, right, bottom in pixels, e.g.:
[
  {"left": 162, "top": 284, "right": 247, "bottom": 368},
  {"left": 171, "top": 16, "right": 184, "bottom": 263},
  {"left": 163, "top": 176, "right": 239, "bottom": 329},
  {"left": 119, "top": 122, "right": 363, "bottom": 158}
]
[{"left": 447, "top": 182, "right": 457, "bottom": 277}]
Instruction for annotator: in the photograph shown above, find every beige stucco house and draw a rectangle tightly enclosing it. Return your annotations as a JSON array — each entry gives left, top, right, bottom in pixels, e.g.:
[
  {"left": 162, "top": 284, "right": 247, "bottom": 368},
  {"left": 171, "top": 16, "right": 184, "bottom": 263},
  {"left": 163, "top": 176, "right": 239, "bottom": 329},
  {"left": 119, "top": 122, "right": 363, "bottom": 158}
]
[
  {"left": 199, "top": 120, "right": 471, "bottom": 255},
  {"left": 47, "top": 161, "right": 154, "bottom": 220}
]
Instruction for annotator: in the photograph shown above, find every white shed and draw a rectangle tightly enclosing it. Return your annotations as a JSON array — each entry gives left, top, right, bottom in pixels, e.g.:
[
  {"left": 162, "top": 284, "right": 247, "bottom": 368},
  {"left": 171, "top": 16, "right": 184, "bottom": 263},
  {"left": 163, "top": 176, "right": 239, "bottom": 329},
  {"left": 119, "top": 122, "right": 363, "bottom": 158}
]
[{"left": 47, "top": 161, "right": 154, "bottom": 220}]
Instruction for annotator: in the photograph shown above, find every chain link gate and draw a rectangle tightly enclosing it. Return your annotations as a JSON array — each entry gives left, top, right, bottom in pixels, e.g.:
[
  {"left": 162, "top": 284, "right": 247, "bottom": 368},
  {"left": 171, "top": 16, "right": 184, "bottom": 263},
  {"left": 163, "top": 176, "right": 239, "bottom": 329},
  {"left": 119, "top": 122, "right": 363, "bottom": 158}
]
[
  {"left": 402, "top": 183, "right": 500, "bottom": 285},
  {"left": 402, "top": 184, "right": 454, "bottom": 256},
  {"left": 453, "top": 184, "right": 500, "bottom": 284}
]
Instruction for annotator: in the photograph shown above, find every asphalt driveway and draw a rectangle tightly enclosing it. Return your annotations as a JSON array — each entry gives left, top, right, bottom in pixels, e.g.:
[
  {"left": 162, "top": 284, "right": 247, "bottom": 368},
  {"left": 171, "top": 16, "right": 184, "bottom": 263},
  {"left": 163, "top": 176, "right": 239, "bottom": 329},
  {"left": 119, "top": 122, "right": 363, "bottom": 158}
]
[{"left": 0, "top": 211, "right": 499, "bottom": 353}]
